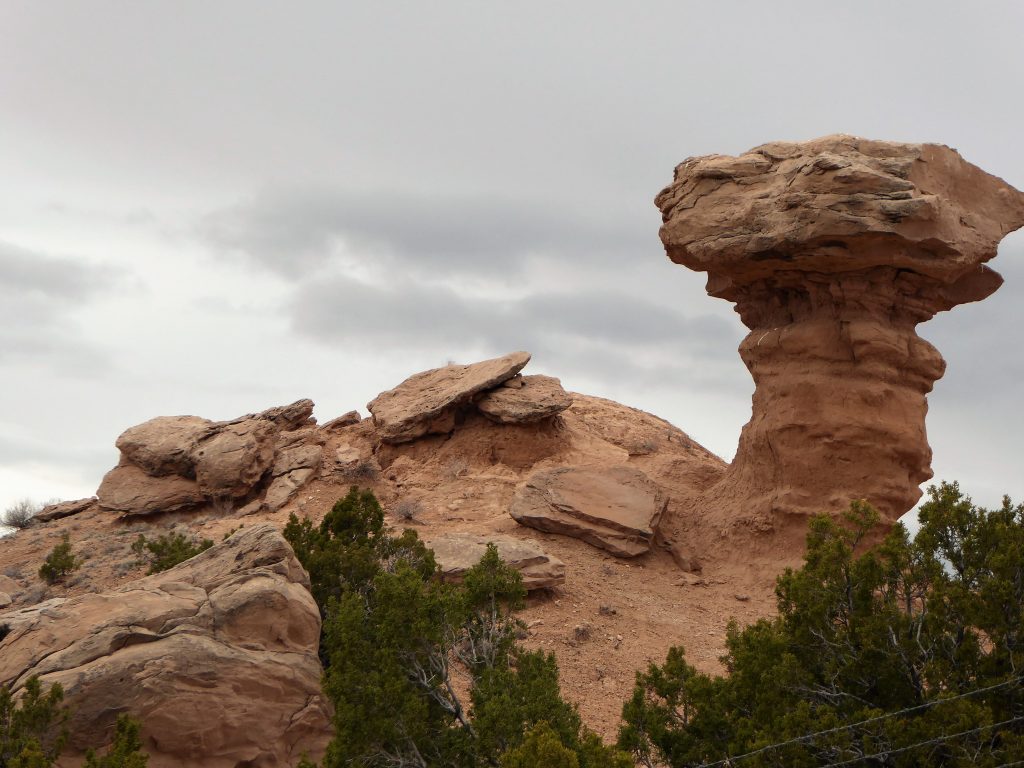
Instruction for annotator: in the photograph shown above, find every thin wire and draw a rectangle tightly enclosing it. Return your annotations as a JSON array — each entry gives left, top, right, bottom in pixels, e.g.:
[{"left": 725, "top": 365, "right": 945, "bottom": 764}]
[
  {"left": 698, "top": 675, "right": 1023, "bottom": 768},
  {"left": 817, "top": 715, "right": 1024, "bottom": 767}
]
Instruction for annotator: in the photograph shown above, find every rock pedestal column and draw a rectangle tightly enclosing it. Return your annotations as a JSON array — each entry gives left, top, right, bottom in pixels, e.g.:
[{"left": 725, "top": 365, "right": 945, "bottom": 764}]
[{"left": 656, "top": 135, "right": 1024, "bottom": 533}]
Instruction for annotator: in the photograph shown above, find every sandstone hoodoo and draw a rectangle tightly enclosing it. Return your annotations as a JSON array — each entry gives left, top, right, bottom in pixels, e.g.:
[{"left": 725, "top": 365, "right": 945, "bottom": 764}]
[
  {"left": 0, "top": 525, "right": 330, "bottom": 767},
  {"left": 96, "top": 399, "right": 323, "bottom": 517},
  {"left": 427, "top": 532, "right": 566, "bottom": 590},
  {"left": 656, "top": 135, "right": 1024, "bottom": 533},
  {"left": 510, "top": 465, "right": 667, "bottom": 557}
]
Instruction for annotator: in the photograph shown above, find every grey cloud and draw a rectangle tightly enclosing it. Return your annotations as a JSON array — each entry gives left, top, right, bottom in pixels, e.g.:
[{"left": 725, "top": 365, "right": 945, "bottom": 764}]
[
  {"left": 198, "top": 187, "right": 649, "bottom": 279},
  {"left": 0, "top": 240, "right": 117, "bottom": 368},
  {"left": 288, "top": 274, "right": 745, "bottom": 390}
]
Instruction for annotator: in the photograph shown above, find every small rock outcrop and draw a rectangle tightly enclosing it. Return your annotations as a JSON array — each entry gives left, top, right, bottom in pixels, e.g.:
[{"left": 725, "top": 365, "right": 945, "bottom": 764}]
[
  {"left": 96, "top": 400, "right": 323, "bottom": 516},
  {"left": 656, "top": 135, "right": 1024, "bottom": 531},
  {"left": 33, "top": 497, "right": 98, "bottom": 524},
  {"left": 368, "top": 352, "right": 531, "bottom": 443},
  {"left": 510, "top": 465, "right": 666, "bottom": 557},
  {"left": 0, "top": 525, "right": 330, "bottom": 768},
  {"left": 427, "top": 533, "right": 566, "bottom": 590},
  {"left": 476, "top": 374, "right": 573, "bottom": 424}
]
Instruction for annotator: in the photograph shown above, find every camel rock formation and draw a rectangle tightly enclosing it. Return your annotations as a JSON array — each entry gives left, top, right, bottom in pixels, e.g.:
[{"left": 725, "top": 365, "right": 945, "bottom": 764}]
[
  {"left": 0, "top": 525, "right": 330, "bottom": 768},
  {"left": 656, "top": 135, "right": 1024, "bottom": 533}
]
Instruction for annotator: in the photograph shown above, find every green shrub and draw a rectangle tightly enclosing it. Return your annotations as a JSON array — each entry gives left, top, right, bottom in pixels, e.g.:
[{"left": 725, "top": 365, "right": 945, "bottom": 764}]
[
  {"left": 131, "top": 532, "right": 213, "bottom": 574},
  {"left": 286, "top": 486, "right": 630, "bottom": 768},
  {"left": 0, "top": 676, "right": 68, "bottom": 767},
  {"left": 500, "top": 722, "right": 579, "bottom": 768},
  {"left": 619, "top": 484, "right": 1024, "bottom": 767},
  {"left": 38, "top": 534, "right": 80, "bottom": 585},
  {"left": 84, "top": 715, "right": 148, "bottom": 768}
]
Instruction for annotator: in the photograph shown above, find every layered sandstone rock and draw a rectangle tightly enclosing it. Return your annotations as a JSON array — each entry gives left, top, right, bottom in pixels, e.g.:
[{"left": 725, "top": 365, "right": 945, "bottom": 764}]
[
  {"left": 427, "top": 532, "right": 566, "bottom": 590},
  {"left": 656, "top": 135, "right": 1024, "bottom": 531},
  {"left": 0, "top": 525, "right": 330, "bottom": 768},
  {"left": 368, "top": 352, "right": 531, "bottom": 443},
  {"left": 476, "top": 374, "right": 573, "bottom": 424},
  {"left": 97, "top": 400, "right": 322, "bottom": 516},
  {"left": 510, "top": 465, "right": 666, "bottom": 557},
  {"left": 34, "top": 497, "right": 98, "bottom": 524}
]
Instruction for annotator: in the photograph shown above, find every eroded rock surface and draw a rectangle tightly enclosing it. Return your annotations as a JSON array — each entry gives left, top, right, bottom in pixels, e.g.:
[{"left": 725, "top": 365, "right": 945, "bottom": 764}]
[
  {"left": 477, "top": 374, "right": 573, "bottom": 424},
  {"left": 656, "top": 135, "right": 1024, "bottom": 532},
  {"left": 427, "top": 532, "right": 566, "bottom": 590},
  {"left": 34, "top": 497, "right": 98, "bottom": 524},
  {"left": 510, "top": 465, "right": 666, "bottom": 557},
  {"left": 97, "top": 400, "right": 322, "bottom": 516},
  {"left": 0, "top": 525, "right": 330, "bottom": 768},
  {"left": 368, "top": 352, "right": 531, "bottom": 443}
]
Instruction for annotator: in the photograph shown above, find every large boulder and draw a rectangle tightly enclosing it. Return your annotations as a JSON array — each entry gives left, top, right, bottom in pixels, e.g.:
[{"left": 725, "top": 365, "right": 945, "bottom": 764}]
[
  {"left": 655, "top": 135, "right": 1024, "bottom": 532},
  {"left": 115, "top": 416, "right": 213, "bottom": 477},
  {"left": 510, "top": 466, "right": 666, "bottom": 557},
  {"left": 426, "top": 533, "right": 566, "bottom": 590},
  {"left": 97, "top": 464, "right": 205, "bottom": 516},
  {"left": 191, "top": 419, "right": 277, "bottom": 498},
  {"left": 97, "top": 400, "right": 323, "bottom": 517},
  {"left": 0, "top": 525, "right": 330, "bottom": 768},
  {"left": 476, "top": 374, "right": 573, "bottom": 424},
  {"left": 368, "top": 352, "right": 531, "bottom": 443}
]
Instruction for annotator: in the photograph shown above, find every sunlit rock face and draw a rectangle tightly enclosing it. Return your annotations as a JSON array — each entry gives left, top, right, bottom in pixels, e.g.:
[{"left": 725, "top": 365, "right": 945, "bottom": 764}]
[{"left": 656, "top": 135, "right": 1024, "bottom": 534}]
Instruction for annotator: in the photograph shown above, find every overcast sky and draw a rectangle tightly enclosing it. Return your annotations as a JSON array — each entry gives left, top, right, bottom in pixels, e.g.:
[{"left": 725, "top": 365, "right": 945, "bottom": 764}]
[{"left": 1, "top": 1, "right": 1022, "bottom": 524}]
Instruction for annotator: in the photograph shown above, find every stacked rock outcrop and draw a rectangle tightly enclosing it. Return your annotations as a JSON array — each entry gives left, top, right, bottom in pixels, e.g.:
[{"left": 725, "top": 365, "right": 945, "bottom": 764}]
[
  {"left": 96, "top": 399, "right": 323, "bottom": 517},
  {"left": 656, "top": 135, "right": 1024, "bottom": 531},
  {"left": 367, "top": 352, "right": 573, "bottom": 443},
  {"left": 0, "top": 525, "right": 330, "bottom": 767}
]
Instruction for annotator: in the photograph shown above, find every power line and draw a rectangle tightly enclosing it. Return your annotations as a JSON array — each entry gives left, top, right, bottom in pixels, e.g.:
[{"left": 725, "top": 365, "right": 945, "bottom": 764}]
[
  {"left": 818, "top": 715, "right": 1024, "bottom": 767},
  {"left": 698, "top": 675, "right": 1023, "bottom": 768}
]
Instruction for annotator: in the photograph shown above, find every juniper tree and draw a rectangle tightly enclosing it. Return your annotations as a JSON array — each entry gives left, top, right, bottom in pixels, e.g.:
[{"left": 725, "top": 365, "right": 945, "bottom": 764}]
[{"left": 619, "top": 483, "right": 1024, "bottom": 767}]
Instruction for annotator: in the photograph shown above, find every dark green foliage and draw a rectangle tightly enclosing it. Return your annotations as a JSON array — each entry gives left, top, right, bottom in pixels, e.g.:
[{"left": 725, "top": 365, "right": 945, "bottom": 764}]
[
  {"left": 619, "top": 484, "right": 1024, "bottom": 767},
  {"left": 131, "top": 532, "right": 213, "bottom": 574},
  {"left": 0, "top": 676, "right": 67, "bottom": 768},
  {"left": 37, "top": 534, "right": 80, "bottom": 585},
  {"left": 286, "top": 486, "right": 629, "bottom": 768},
  {"left": 83, "top": 715, "right": 148, "bottom": 768},
  {"left": 499, "top": 722, "right": 579, "bottom": 768}
]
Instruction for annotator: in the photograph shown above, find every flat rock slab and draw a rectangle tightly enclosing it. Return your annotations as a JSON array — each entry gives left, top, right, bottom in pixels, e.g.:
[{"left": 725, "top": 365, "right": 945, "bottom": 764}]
[
  {"left": 476, "top": 374, "right": 573, "bottom": 424},
  {"left": 34, "top": 497, "right": 98, "bottom": 524},
  {"left": 510, "top": 465, "right": 666, "bottom": 557},
  {"left": 368, "top": 351, "right": 531, "bottom": 443},
  {"left": 426, "top": 533, "right": 565, "bottom": 590}
]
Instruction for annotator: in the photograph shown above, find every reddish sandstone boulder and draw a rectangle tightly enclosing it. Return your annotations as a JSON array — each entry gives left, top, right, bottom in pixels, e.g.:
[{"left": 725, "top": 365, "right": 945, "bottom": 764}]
[
  {"left": 0, "top": 525, "right": 330, "bottom": 768},
  {"left": 426, "top": 532, "right": 566, "bottom": 590},
  {"left": 510, "top": 465, "right": 666, "bottom": 557},
  {"left": 476, "top": 374, "right": 573, "bottom": 424},
  {"left": 368, "top": 352, "right": 531, "bottom": 443}
]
